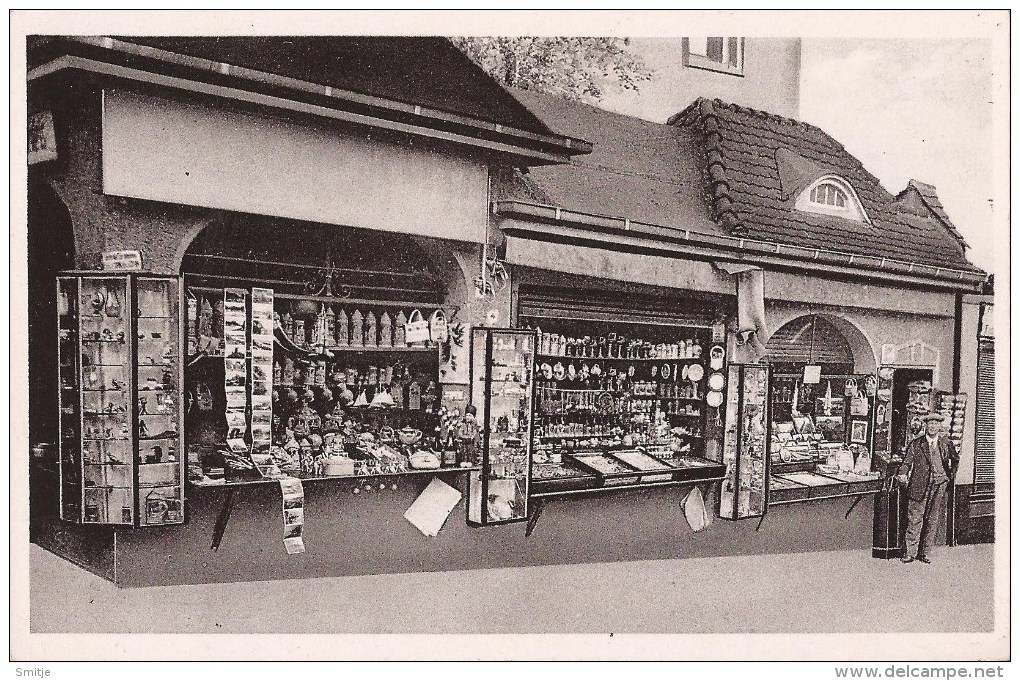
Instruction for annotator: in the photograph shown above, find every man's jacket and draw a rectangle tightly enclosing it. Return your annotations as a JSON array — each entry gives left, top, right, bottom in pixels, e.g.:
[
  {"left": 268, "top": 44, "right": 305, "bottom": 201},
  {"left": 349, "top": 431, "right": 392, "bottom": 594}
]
[{"left": 901, "top": 434, "right": 959, "bottom": 501}]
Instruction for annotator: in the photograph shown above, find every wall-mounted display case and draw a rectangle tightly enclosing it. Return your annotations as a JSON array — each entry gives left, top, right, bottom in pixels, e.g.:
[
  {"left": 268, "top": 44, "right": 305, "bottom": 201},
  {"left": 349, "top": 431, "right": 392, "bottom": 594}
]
[
  {"left": 57, "top": 274, "right": 184, "bottom": 526},
  {"left": 467, "top": 328, "right": 536, "bottom": 525}
]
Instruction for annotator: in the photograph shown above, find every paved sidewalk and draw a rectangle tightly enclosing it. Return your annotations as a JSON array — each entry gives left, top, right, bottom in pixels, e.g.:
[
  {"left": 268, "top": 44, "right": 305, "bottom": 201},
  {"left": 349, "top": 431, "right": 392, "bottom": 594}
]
[{"left": 30, "top": 542, "right": 993, "bottom": 634}]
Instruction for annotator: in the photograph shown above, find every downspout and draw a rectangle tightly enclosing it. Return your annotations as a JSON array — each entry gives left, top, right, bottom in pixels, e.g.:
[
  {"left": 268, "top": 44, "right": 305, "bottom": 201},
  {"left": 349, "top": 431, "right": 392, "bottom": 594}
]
[{"left": 948, "top": 291, "right": 964, "bottom": 547}]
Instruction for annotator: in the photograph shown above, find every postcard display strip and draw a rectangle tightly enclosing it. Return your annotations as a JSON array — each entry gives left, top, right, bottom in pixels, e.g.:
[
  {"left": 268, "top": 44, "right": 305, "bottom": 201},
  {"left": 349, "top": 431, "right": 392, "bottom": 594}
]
[
  {"left": 934, "top": 391, "right": 967, "bottom": 456},
  {"left": 467, "top": 328, "right": 536, "bottom": 526},
  {"left": 719, "top": 364, "right": 770, "bottom": 520},
  {"left": 56, "top": 274, "right": 185, "bottom": 526}
]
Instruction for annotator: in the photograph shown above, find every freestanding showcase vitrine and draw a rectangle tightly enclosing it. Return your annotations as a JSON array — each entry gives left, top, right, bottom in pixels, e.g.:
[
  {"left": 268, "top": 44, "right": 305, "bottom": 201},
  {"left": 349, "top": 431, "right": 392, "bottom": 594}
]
[
  {"left": 467, "top": 327, "right": 537, "bottom": 526},
  {"left": 719, "top": 363, "right": 771, "bottom": 520}
]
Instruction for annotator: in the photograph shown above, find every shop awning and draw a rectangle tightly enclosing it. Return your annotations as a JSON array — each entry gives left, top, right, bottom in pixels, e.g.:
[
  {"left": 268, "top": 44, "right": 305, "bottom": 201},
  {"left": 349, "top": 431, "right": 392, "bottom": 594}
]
[{"left": 503, "top": 234, "right": 732, "bottom": 296}]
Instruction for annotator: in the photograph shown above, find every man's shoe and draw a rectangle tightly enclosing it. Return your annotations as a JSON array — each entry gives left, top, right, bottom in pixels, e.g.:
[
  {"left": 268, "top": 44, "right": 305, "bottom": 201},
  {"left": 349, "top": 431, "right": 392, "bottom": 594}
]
[
  {"left": 916, "top": 555, "right": 932, "bottom": 564},
  {"left": 900, "top": 555, "right": 915, "bottom": 563}
]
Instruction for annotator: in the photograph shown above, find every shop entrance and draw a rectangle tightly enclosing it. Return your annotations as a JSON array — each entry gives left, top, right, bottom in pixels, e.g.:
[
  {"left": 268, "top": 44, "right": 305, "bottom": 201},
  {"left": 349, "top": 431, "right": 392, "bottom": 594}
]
[{"left": 888, "top": 367, "right": 935, "bottom": 459}]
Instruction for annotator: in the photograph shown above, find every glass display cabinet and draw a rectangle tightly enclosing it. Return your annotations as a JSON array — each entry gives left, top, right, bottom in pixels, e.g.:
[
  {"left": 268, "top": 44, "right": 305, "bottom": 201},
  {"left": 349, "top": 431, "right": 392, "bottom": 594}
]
[
  {"left": 467, "top": 328, "right": 537, "bottom": 526},
  {"left": 719, "top": 363, "right": 770, "bottom": 520},
  {"left": 57, "top": 274, "right": 185, "bottom": 526}
]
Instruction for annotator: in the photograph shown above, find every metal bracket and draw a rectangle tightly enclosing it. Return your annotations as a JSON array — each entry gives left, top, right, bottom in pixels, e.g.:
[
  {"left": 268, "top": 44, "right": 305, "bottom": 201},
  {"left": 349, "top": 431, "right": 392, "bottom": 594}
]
[
  {"left": 525, "top": 498, "right": 547, "bottom": 538},
  {"left": 844, "top": 495, "right": 865, "bottom": 519},
  {"left": 210, "top": 488, "right": 237, "bottom": 551}
]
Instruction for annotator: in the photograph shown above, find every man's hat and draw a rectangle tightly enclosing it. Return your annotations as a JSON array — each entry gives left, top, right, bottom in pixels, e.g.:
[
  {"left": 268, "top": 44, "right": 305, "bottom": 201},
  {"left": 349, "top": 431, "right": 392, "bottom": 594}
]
[{"left": 922, "top": 413, "right": 948, "bottom": 423}]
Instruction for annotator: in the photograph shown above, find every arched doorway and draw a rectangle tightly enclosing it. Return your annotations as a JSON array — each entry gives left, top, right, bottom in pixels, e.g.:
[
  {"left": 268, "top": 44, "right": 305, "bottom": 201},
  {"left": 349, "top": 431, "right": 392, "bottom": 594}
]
[
  {"left": 766, "top": 314, "right": 855, "bottom": 376},
  {"left": 28, "top": 181, "right": 75, "bottom": 446},
  {"left": 766, "top": 313, "right": 875, "bottom": 444}
]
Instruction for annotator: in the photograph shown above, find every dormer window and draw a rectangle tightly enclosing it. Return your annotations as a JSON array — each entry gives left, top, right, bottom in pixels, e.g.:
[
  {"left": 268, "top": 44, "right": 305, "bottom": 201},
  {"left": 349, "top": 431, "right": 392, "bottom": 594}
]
[
  {"left": 795, "top": 176, "right": 869, "bottom": 223},
  {"left": 810, "top": 183, "right": 847, "bottom": 208}
]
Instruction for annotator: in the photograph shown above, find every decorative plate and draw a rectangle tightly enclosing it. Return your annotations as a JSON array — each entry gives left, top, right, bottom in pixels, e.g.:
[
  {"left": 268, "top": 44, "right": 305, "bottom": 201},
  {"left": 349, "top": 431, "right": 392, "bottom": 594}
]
[
  {"left": 687, "top": 363, "right": 705, "bottom": 382},
  {"left": 553, "top": 362, "right": 566, "bottom": 381},
  {"left": 708, "top": 372, "right": 725, "bottom": 391},
  {"left": 541, "top": 363, "right": 553, "bottom": 380},
  {"left": 661, "top": 364, "right": 671, "bottom": 380}
]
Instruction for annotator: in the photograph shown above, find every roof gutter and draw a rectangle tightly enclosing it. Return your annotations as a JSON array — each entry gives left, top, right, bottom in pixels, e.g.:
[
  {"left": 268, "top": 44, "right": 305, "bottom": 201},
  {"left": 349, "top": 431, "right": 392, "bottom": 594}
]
[
  {"left": 29, "top": 56, "right": 577, "bottom": 165},
  {"left": 493, "top": 200, "right": 988, "bottom": 292},
  {"left": 60, "top": 36, "right": 593, "bottom": 159}
]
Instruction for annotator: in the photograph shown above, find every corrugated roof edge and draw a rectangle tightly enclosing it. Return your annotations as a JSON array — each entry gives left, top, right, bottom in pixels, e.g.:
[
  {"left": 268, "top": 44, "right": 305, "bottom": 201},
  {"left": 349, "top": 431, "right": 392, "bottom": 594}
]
[{"left": 493, "top": 199, "right": 987, "bottom": 290}]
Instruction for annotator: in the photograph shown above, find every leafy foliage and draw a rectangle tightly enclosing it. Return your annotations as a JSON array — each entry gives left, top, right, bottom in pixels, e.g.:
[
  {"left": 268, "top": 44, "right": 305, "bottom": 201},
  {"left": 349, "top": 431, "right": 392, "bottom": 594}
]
[{"left": 450, "top": 37, "right": 654, "bottom": 102}]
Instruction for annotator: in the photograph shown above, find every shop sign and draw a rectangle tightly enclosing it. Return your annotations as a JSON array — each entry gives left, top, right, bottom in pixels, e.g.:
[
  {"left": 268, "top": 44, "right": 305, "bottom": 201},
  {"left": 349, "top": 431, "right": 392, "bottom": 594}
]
[
  {"left": 28, "top": 111, "right": 57, "bottom": 165},
  {"left": 102, "top": 250, "right": 143, "bottom": 272},
  {"left": 802, "top": 364, "right": 821, "bottom": 384}
]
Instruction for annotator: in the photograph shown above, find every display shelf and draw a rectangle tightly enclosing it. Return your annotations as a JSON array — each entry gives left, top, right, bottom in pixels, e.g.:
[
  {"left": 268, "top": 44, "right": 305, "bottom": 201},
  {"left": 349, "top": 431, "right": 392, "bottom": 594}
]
[
  {"left": 768, "top": 473, "right": 883, "bottom": 506},
  {"left": 530, "top": 457, "right": 725, "bottom": 497},
  {"left": 190, "top": 465, "right": 480, "bottom": 488},
  {"left": 536, "top": 353, "right": 705, "bottom": 362},
  {"left": 324, "top": 345, "right": 437, "bottom": 353}
]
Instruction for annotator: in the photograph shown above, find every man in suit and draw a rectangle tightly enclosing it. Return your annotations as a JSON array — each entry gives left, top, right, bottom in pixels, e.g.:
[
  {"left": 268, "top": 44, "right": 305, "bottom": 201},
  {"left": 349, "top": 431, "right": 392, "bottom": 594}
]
[{"left": 896, "top": 413, "right": 959, "bottom": 563}]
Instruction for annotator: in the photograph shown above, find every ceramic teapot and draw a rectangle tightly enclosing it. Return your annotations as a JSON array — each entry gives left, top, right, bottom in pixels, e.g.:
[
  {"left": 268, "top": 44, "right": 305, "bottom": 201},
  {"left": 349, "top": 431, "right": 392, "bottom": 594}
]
[{"left": 397, "top": 426, "right": 423, "bottom": 446}]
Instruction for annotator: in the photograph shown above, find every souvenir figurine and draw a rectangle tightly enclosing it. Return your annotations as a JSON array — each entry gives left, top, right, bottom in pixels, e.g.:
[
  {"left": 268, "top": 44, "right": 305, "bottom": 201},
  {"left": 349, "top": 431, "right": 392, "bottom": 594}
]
[
  {"left": 365, "top": 311, "right": 378, "bottom": 347},
  {"left": 324, "top": 304, "right": 336, "bottom": 344},
  {"left": 280, "top": 311, "right": 293, "bottom": 342},
  {"left": 350, "top": 310, "right": 364, "bottom": 347},
  {"left": 394, "top": 310, "right": 407, "bottom": 346},
  {"left": 407, "top": 378, "right": 422, "bottom": 411},
  {"left": 457, "top": 405, "right": 480, "bottom": 466},
  {"left": 212, "top": 298, "right": 224, "bottom": 339},
  {"left": 336, "top": 309, "right": 350, "bottom": 347},
  {"left": 379, "top": 312, "right": 393, "bottom": 348},
  {"left": 309, "top": 308, "right": 321, "bottom": 348}
]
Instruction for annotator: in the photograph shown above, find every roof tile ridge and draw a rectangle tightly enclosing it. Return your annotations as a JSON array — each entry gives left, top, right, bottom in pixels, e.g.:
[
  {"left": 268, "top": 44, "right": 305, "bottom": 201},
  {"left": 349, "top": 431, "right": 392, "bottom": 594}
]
[{"left": 692, "top": 98, "right": 743, "bottom": 233}]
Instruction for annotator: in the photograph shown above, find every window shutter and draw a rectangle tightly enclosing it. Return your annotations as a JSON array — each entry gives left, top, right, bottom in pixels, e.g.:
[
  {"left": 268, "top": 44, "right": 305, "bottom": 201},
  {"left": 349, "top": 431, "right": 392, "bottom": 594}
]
[
  {"left": 973, "top": 339, "right": 995, "bottom": 494},
  {"left": 707, "top": 38, "right": 724, "bottom": 62}
]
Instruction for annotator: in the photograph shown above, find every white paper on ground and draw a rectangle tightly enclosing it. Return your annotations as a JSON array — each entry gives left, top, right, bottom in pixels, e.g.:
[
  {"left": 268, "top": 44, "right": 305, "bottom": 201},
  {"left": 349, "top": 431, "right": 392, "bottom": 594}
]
[{"left": 404, "top": 478, "right": 462, "bottom": 536}]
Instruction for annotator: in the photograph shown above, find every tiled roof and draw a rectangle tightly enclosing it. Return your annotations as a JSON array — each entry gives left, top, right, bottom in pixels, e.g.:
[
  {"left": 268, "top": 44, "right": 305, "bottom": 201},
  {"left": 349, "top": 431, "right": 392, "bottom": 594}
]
[
  {"left": 904, "top": 179, "right": 971, "bottom": 251},
  {"left": 670, "top": 98, "right": 981, "bottom": 272},
  {"left": 500, "top": 88, "right": 723, "bottom": 236}
]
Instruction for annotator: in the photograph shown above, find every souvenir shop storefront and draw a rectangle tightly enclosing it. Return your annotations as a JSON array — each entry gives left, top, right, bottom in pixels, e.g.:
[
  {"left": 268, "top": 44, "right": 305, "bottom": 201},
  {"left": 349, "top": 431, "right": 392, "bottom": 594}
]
[
  {"left": 32, "top": 196, "right": 981, "bottom": 587},
  {"left": 28, "top": 39, "right": 989, "bottom": 588},
  {"left": 495, "top": 205, "right": 982, "bottom": 560}
]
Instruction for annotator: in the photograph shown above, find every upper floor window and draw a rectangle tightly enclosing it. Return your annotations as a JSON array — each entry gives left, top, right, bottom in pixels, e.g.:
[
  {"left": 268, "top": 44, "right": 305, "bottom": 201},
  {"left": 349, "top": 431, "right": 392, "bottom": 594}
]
[
  {"left": 684, "top": 37, "right": 744, "bottom": 76},
  {"left": 810, "top": 182, "right": 847, "bottom": 208},
  {"left": 795, "top": 176, "right": 869, "bottom": 223}
]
